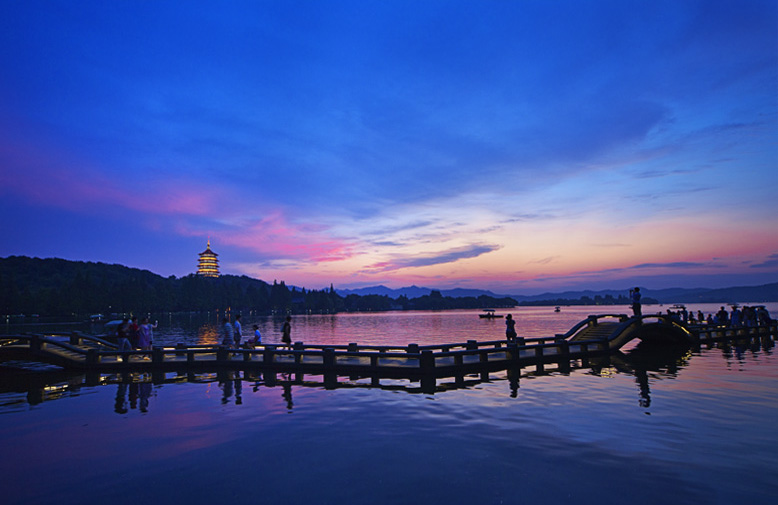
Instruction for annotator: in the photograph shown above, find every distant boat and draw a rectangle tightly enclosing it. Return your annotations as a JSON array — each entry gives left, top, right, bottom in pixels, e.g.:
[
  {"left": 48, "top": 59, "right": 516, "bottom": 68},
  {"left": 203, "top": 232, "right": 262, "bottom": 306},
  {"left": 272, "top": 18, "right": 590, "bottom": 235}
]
[
  {"left": 479, "top": 309, "right": 504, "bottom": 319},
  {"left": 554, "top": 306, "right": 561, "bottom": 312}
]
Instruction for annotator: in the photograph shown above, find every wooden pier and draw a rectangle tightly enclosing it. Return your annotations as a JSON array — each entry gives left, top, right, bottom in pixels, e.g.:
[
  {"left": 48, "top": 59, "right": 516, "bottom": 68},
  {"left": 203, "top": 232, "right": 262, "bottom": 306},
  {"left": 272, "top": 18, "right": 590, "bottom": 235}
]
[{"left": 1, "top": 314, "right": 776, "bottom": 392}]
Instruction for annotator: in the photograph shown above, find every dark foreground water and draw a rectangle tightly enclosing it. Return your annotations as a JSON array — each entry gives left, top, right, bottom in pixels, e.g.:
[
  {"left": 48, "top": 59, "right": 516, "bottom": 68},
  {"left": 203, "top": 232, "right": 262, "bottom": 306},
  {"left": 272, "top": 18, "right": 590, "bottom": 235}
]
[{"left": 1, "top": 305, "right": 777, "bottom": 505}]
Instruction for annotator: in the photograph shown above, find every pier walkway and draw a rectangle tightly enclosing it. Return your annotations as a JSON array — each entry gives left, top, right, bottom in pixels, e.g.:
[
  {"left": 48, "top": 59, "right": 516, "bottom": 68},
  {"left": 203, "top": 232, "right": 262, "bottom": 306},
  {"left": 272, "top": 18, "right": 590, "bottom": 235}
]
[{"left": 2, "top": 315, "right": 775, "bottom": 383}]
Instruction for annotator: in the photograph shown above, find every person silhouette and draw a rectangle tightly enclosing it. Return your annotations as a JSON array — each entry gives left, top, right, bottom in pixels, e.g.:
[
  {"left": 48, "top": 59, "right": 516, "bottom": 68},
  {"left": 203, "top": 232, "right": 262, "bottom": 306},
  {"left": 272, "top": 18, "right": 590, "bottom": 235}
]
[
  {"left": 505, "top": 314, "right": 517, "bottom": 342},
  {"left": 281, "top": 316, "right": 292, "bottom": 349},
  {"left": 221, "top": 317, "right": 234, "bottom": 346},
  {"left": 234, "top": 315, "right": 243, "bottom": 347},
  {"left": 630, "top": 287, "right": 642, "bottom": 317}
]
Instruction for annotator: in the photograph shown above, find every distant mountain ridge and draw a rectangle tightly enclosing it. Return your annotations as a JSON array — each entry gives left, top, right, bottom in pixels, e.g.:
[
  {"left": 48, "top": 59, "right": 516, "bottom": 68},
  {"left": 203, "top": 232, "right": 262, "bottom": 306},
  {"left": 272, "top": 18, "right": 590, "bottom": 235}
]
[
  {"left": 335, "top": 285, "right": 502, "bottom": 299},
  {"left": 337, "top": 283, "right": 778, "bottom": 303}
]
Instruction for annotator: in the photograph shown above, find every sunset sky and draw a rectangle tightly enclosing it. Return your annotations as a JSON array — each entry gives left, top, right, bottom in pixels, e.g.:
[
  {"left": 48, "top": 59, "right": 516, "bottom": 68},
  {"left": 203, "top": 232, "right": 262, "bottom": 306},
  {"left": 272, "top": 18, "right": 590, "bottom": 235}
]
[{"left": 1, "top": 1, "right": 776, "bottom": 295}]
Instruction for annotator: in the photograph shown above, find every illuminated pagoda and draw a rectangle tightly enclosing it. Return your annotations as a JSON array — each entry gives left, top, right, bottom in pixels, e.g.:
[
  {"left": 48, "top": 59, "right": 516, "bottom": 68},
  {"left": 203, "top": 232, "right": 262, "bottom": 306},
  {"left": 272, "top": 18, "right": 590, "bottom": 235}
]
[{"left": 197, "top": 239, "right": 220, "bottom": 277}]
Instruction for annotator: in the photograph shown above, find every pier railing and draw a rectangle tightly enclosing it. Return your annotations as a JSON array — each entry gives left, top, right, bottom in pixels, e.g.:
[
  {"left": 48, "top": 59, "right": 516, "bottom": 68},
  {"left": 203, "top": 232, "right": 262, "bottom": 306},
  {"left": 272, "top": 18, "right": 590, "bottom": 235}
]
[
  {"left": 2, "top": 318, "right": 775, "bottom": 382},
  {"left": 1, "top": 331, "right": 614, "bottom": 377}
]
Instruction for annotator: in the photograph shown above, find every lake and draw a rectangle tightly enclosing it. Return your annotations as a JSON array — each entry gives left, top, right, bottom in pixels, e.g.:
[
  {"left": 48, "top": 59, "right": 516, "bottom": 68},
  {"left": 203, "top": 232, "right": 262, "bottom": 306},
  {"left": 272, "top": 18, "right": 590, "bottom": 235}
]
[{"left": 1, "top": 304, "right": 777, "bottom": 505}]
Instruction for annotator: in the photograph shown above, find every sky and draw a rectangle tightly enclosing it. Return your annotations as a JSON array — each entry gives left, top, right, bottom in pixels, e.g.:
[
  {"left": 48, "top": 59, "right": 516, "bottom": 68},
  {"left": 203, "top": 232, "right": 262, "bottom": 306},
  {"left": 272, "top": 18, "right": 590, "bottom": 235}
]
[{"left": 1, "top": 0, "right": 777, "bottom": 295}]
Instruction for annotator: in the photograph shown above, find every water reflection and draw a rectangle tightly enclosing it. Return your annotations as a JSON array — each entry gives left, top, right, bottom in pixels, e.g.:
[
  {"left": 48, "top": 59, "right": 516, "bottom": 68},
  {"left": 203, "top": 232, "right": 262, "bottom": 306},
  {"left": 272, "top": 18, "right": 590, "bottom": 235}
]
[
  {"left": 197, "top": 323, "right": 220, "bottom": 345},
  {"left": 218, "top": 371, "right": 243, "bottom": 405},
  {"left": 281, "top": 376, "right": 294, "bottom": 411},
  {"left": 717, "top": 335, "right": 774, "bottom": 371},
  {"left": 0, "top": 340, "right": 762, "bottom": 417},
  {"left": 2, "top": 327, "right": 775, "bottom": 417},
  {"left": 115, "top": 383, "right": 127, "bottom": 413},
  {"left": 114, "top": 378, "right": 154, "bottom": 413},
  {"left": 616, "top": 343, "right": 694, "bottom": 409}
]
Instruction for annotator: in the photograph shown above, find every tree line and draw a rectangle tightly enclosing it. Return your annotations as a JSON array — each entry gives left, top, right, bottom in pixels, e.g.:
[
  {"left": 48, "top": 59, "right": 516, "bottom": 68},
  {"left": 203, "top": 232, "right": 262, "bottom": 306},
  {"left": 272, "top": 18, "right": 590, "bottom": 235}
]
[
  {"left": 517, "top": 293, "right": 658, "bottom": 306},
  {"left": 0, "top": 256, "right": 517, "bottom": 317}
]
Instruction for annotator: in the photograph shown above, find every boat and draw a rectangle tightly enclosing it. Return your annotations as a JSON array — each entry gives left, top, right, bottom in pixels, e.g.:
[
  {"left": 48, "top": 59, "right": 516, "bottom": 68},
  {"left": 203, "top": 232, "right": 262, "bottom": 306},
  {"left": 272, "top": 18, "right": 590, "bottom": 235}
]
[
  {"left": 554, "top": 306, "right": 561, "bottom": 312},
  {"left": 479, "top": 309, "right": 504, "bottom": 319}
]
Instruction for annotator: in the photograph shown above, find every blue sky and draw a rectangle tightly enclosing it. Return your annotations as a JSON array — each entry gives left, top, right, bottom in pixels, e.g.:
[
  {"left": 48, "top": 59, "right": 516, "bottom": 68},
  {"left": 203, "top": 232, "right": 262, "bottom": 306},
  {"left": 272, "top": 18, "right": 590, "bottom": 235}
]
[{"left": 1, "top": 0, "right": 776, "bottom": 294}]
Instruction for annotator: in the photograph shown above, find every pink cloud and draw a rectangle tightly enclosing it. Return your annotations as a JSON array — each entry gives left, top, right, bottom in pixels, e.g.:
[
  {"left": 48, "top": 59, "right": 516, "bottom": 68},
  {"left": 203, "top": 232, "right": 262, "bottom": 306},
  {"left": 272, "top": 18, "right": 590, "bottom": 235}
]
[{"left": 216, "top": 212, "right": 359, "bottom": 263}]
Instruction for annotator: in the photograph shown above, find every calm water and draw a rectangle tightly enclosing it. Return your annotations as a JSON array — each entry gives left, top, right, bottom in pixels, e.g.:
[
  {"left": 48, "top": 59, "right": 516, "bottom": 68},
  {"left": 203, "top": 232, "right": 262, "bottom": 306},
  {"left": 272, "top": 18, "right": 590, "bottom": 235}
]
[{"left": 1, "top": 304, "right": 777, "bottom": 505}]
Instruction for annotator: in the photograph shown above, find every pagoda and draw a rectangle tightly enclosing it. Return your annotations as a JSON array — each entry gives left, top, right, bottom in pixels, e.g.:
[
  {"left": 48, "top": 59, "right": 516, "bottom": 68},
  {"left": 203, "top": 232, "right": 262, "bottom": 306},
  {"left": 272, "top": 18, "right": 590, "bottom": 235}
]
[{"left": 197, "top": 239, "right": 220, "bottom": 277}]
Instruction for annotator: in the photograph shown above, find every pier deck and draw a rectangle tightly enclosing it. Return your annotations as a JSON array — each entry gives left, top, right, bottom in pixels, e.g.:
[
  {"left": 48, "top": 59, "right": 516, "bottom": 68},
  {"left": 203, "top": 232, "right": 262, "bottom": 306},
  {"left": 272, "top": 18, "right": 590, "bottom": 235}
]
[{"left": 2, "top": 315, "right": 775, "bottom": 383}]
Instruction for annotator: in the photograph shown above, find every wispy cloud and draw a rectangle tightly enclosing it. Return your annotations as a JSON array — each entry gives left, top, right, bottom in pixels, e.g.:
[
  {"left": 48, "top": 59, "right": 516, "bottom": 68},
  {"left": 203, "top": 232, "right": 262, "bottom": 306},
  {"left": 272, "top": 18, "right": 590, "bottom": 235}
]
[
  {"left": 749, "top": 254, "right": 778, "bottom": 269},
  {"left": 630, "top": 262, "right": 712, "bottom": 270},
  {"left": 366, "top": 244, "right": 501, "bottom": 273}
]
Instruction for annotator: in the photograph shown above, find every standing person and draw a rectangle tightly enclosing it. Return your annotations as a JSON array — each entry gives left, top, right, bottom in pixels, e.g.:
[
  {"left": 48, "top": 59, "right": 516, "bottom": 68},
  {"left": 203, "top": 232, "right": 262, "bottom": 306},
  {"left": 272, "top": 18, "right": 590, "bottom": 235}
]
[
  {"left": 281, "top": 316, "right": 292, "bottom": 349},
  {"left": 716, "top": 306, "right": 729, "bottom": 326},
  {"left": 233, "top": 315, "right": 243, "bottom": 347},
  {"left": 117, "top": 318, "right": 131, "bottom": 351},
  {"left": 138, "top": 318, "right": 157, "bottom": 350},
  {"left": 730, "top": 307, "right": 742, "bottom": 328},
  {"left": 222, "top": 317, "right": 234, "bottom": 347},
  {"left": 129, "top": 316, "right": 141, "bottom": 349},
  {"left": 630, "top": 287, "right": 642, "bottom": 317},
  {"left": 757, "top": 306, "right": 773, "bottom": 326},
  {"left": 505, "top": 314, "right": 517, "bottom": 342}
]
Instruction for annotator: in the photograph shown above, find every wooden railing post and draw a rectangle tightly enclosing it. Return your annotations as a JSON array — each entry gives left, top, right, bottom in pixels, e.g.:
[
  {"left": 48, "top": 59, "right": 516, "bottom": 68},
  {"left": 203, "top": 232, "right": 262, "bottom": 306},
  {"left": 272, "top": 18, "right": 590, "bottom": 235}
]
[
  {"left": 263, "top": 345, "right": 276, "bottom": 365},
  {"left": 294, "top": 342, "right": 304, "bottom": 364},
  {"left": 323, "top": 347, "right": 336, "bottom": 389},
  {"left": 420, "top": 350, "right": 436, "bottom": 393},
  {"left": 421, "top": 349, "right": 435, "bottom": 373},
  {"left": 535, "top": 345, "right": 544, "bottom": 373},
  {"left": 175, "top": 342, "right": 186, "bottom": 361},
  {"left": 152, "top": 346, "right": 163, "bottom": 364},
  {"left": 557, "top": 340, "right": 571, "bottom": 373},
  {"left": 323, "top": 347, "right": 335, "bottom": 369}
]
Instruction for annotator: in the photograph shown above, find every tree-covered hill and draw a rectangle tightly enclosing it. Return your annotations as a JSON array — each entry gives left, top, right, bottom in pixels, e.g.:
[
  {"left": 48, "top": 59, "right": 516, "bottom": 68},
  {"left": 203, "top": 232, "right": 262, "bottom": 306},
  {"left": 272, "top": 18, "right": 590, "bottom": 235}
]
[{"left": 0, "top": 256, "right": 517, "bottom": 316}]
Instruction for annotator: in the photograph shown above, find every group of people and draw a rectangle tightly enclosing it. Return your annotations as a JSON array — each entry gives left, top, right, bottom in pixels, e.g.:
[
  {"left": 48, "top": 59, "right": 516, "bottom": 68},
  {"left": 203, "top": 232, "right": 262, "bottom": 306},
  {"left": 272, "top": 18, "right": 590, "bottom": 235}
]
[
  {"left": 502, "top": 286, "right": 773, "bottom": 342},
  {"left": 221, "top": 314, "right": 293, "bottom": 348},
  {"left": 709, "top": 305, "right": 772, "bottom": 327},
  {"left": 653, "top": 304, "right": 773, "bottom": 328},
  {"left": 116, "top": 316, "right": 157, "bottom": 351}
]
